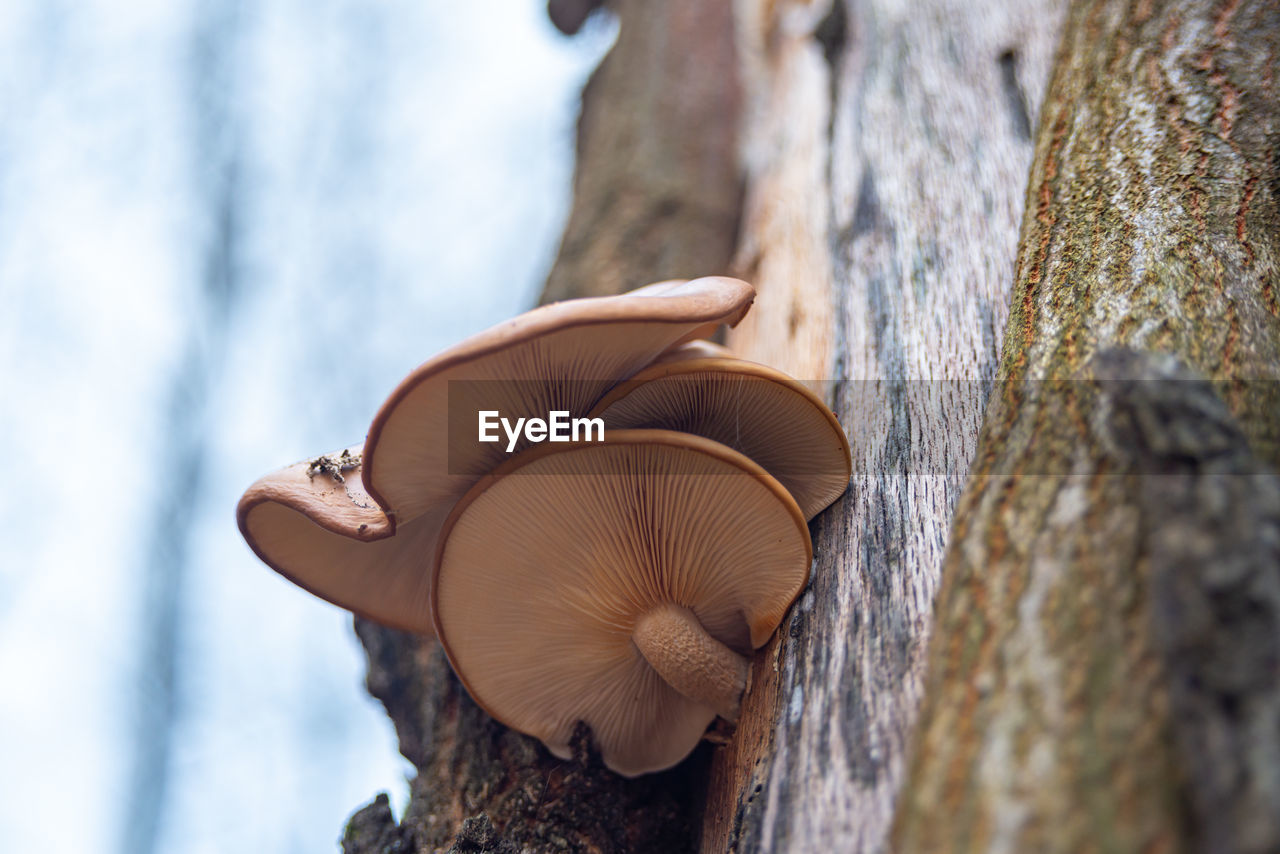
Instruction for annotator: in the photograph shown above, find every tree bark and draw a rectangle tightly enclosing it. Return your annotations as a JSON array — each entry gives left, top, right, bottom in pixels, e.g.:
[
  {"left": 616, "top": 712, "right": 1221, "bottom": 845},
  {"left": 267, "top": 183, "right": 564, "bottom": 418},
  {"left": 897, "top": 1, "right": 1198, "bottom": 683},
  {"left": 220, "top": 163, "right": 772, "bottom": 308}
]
[
  {"left": 540, "top": 0, "right": 742, "bottom": 301},
  {"left": 342, "top": 0, "right": 1280, "bottom": 852},
  {"left": 700, "top": 1, "right": 1065, "bottom": 851},
  {"left": 894, "top": 1, "right": 1280, "bottom": 853}
]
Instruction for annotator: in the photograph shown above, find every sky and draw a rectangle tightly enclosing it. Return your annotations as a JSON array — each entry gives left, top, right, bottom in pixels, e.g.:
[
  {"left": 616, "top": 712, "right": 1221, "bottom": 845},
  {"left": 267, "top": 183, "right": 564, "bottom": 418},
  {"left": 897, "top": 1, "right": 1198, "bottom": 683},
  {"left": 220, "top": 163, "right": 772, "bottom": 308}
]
[{"left": 0, "top": 2, "right": 612, "bottom": 851}]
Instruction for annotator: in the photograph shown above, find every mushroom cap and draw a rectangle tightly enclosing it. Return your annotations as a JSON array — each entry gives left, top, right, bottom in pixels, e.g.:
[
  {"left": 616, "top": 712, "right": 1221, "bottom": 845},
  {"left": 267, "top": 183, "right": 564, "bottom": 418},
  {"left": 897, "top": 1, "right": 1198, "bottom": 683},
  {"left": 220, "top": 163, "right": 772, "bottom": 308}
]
[
  {"left": 236, "top": 446, "right": 445, "bottom": 633},
  {"left": 590, "top": 344, "right": 851, "bottom": 519},
  {"left": 363, "top": 276, "right": 755, "bottom": 521},
  {"left": 650, "top": 338, "right": 734, "bottom": 363},
  {"left": 431, "top": 429, "right": 812, "bottom": 776},
  {"left": 236, "top": 278, "right": 754, "bottom": 635}
]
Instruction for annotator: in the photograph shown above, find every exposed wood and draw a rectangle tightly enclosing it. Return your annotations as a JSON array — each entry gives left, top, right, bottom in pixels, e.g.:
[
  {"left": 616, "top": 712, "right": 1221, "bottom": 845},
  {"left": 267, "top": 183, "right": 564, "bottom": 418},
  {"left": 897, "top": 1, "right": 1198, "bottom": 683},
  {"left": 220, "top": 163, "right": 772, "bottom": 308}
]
[
  {"left": 702, "top": 1, "right": 1064, "bottom": 851},
  {"left": 894, "top": 0, "right": 1280, "bottom": 851},
  {"left": 343, "top": 1, "right": 743, "bottom": 850}
]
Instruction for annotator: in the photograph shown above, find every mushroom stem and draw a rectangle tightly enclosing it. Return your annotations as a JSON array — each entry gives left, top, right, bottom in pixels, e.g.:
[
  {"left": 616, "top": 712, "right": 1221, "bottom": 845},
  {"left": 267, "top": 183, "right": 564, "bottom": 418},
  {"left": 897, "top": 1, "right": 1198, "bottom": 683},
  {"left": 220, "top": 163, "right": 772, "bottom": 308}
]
[{"left": 632, "top": 603, "right": 750, "bottom": 721}]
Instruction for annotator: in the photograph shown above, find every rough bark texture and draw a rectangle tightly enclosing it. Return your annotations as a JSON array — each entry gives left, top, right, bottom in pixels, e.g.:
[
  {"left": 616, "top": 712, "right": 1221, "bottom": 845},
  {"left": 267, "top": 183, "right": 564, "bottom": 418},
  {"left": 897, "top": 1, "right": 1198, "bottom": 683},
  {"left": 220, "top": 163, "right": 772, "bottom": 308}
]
[
  {"left": 1092, "top": 349, "right": 1280, "bottom": 854},
  {"left": 894, "top": 1, "right": 1280, "bottom": 852},
  {"left": 343, "top": 1, "right": 741, "bottom": 851},
  {"left": 342, "top": 0, "right": 1280, "bottom": 851},
  {"left": 701, "top": 1, "right": 1064, "bottom": 851}
]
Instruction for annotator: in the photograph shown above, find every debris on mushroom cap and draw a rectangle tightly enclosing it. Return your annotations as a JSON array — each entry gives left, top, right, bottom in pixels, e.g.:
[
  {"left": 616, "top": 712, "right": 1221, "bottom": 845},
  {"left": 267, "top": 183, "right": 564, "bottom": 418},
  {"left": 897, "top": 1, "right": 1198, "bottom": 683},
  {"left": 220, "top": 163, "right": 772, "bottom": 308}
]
[
  {"left": 431, "top": 430, "right": 812, "bottom": 777},
  {"left": 362, "top": 276, "right": 756, "bottom": 520},
  {"left": 590, "top": 345, "right": 852, "bottom": 519},
  {"left": 236, "top": 446, "right": 445, "bottom": 635}
]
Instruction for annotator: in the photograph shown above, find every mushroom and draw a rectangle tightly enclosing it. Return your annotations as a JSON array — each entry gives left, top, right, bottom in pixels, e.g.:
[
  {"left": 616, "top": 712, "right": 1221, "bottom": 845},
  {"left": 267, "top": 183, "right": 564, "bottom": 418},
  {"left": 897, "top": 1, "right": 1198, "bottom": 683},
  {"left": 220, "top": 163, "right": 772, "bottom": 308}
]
[
  {"left": 237, "top": 446, "right": 453, "bottom": 631},
  {"left": 431, "top": 429, "right": 812, "bottom": 776},
  {"left": 590, "top": 341, "right": 852, "bottom": 519},
  {"left": 362, "top": 276, "right": 756, "bottom": 520},
  {"left": 236, "top": 277, "right": 755, "bottom": 635}
]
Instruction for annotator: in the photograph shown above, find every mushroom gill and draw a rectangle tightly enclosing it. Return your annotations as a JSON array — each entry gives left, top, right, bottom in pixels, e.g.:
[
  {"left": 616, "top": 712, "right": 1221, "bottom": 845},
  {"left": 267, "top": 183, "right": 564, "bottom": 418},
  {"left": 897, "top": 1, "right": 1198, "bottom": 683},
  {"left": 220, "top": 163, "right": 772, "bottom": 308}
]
[
  {"left": 592, "top": 344, "right": 851, "bottom": 519},
  {"left": 431, "top": 430, "right": 812, "bottom": 776}
]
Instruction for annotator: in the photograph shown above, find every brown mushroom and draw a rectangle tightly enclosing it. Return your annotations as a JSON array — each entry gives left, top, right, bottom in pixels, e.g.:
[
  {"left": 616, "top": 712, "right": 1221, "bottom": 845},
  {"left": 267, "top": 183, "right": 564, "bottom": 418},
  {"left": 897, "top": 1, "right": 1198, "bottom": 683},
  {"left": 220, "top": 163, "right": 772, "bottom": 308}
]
[
  {"left": 362, "top": 276, "right": 756, "bottom": 520},
  {"left": 236, "top": 278, "right": 755, "bottom": 635},
  {"left": 590, "top": 341, "right": 851, "bottom": 519},
  {"left": 236, "top": 446, "right": 447, "bottom": 632},
  {"left": 431, "top": 429, "right": 812, "bottom": 776}
]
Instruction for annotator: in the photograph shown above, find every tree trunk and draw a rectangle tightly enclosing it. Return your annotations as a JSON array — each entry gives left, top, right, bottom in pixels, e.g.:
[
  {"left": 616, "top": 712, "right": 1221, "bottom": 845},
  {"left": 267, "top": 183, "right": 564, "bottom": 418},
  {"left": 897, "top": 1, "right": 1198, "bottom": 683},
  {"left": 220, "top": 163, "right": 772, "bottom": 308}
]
[
  {"left": 700, "top": 1, "right": 1065, "bottom": 850},
  {"left": 341, "top": 0, "right": 1280, "bottom": 852},
  {"left": 894, "top": 1, "right": 1280, "bottom": 853}
]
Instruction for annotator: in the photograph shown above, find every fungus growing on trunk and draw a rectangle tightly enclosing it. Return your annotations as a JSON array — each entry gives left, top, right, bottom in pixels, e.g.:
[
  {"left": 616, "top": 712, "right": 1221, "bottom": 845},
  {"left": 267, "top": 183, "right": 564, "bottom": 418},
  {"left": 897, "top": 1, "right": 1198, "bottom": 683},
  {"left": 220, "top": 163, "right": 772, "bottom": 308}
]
[
  {"left": 236, "top": 277, "right": 756, "bottom": 635},
  {"left": 237, "top": 277, "right": 853, "bottom": 776},
  {"left": 430, "top": 430, "right": 812, "bottom": 776}
]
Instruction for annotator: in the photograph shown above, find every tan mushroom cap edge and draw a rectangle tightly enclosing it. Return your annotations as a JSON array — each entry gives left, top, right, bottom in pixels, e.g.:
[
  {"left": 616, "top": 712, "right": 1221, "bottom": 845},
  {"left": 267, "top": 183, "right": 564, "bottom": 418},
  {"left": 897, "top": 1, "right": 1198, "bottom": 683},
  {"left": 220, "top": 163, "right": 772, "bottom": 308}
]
[
  {"left": 590, "top": 342, "right": 852, "bottom": 519},
  {"left": 362, "top": 277, "right": 756, "bottom": 521},
  {"left": 430, "top": 429, "right": 813, "bottom": 777},
  {"left": 236, "top": 446, "right": 446, "bottom": 634}
]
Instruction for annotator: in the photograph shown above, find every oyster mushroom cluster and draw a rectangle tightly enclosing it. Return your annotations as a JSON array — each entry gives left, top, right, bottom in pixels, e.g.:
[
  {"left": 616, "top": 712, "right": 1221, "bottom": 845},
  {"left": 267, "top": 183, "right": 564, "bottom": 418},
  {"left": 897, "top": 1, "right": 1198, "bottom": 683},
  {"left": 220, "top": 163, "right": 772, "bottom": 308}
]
[{"left": 237, "top": 277, "right": 851, "bottom": 775}]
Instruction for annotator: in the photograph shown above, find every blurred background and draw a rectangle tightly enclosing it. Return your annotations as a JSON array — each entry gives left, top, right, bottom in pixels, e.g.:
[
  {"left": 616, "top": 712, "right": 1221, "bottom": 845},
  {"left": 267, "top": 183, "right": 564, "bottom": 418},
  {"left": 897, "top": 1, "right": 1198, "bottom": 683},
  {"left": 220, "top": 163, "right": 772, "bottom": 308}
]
[{"left": 0, "top": 2, "right": 612, "bottom": 851}]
